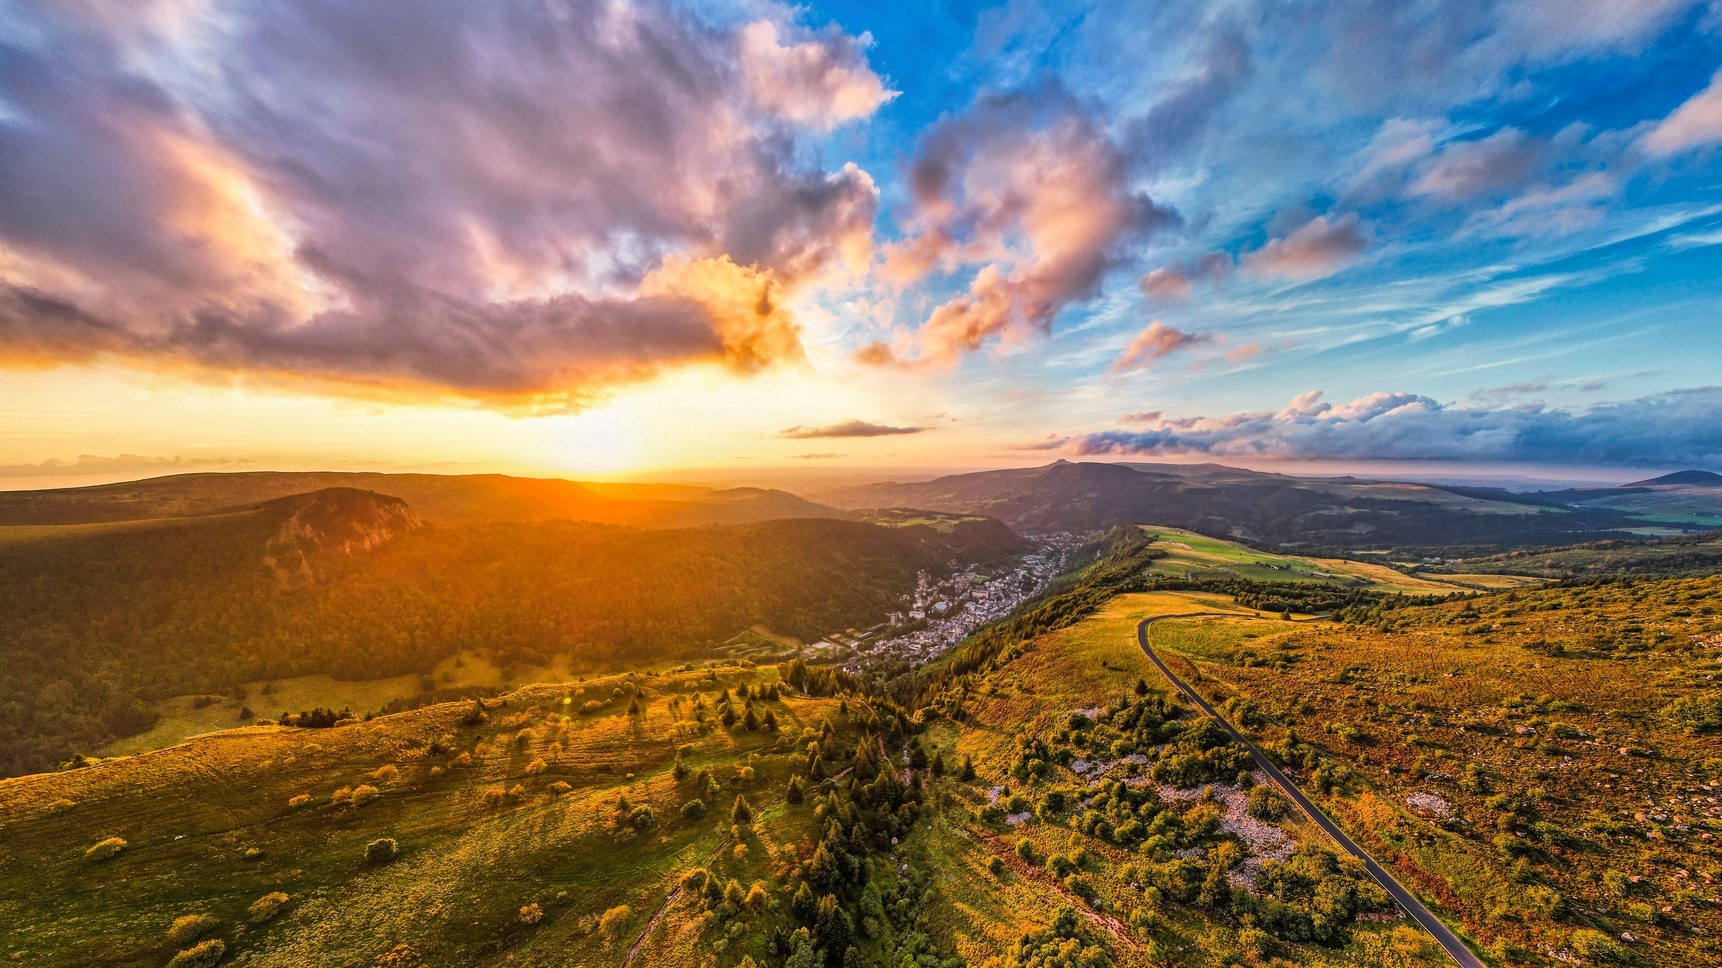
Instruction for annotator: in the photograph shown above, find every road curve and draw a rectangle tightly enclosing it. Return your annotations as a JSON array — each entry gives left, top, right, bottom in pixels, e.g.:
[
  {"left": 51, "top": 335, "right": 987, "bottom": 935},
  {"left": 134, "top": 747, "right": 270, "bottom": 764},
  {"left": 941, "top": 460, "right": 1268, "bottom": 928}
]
[{"left": 1136, "top": 613, "right": 1485, "bottom": 968}]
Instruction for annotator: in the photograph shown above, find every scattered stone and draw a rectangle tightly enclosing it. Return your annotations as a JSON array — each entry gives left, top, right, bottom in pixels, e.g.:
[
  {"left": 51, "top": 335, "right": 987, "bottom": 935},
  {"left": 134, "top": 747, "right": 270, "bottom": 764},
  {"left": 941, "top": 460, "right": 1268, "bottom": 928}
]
[{"left": 1406, "top": 791, "right": 1452, "bottom": 817}]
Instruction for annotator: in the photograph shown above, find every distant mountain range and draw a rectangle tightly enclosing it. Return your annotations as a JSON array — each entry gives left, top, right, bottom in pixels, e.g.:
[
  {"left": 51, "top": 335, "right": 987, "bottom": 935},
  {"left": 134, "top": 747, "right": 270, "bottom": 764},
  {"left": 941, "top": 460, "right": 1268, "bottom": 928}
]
[
  {"left": 1430, "top": 468, "right": 1722, "bottom": 522},
  {"left": 816, "top": 459, "right": 1666, "bottom": 550},
  {"left": 0, "top": 471, "right": 844, "bottom": 528}
]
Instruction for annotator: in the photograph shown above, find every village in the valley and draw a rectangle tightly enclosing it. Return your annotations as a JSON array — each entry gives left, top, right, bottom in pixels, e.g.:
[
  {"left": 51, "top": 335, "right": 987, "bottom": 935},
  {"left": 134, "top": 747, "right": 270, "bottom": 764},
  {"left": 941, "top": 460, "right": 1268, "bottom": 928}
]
[{"left": 800, "top": 533, "right": 1091, "bottom": 673}]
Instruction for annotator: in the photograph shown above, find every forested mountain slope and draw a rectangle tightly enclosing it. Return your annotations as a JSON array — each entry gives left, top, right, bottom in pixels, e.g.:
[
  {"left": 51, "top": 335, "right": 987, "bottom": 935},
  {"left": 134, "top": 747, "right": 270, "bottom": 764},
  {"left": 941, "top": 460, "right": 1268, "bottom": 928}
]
[{"left": 0, "top": 494, "right": 1024, "bottom": 776}]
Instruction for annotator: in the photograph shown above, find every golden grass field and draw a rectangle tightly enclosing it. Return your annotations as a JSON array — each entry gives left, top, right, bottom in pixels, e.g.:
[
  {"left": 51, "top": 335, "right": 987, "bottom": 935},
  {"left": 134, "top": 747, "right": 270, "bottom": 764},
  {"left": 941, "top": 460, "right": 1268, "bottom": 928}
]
[
  {"left": 1138, "top": 577, "right": 1722, "bottom": 966},
  {"left": 2, "top": 662, "right": 852, "bottom": 967},
  {"left": 1140, "top": 526, "right": 1497, "bottom": 594},
  {"left": 917, "top": 591, "right": 1451, "bottom": 967}
]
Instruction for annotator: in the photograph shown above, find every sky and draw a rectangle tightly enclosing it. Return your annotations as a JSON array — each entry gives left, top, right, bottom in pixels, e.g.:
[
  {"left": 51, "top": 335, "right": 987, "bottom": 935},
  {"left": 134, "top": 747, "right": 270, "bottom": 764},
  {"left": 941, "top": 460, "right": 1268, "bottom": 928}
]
[{"left": 2, "top": 0, "right": 1722, "bottom": 488}]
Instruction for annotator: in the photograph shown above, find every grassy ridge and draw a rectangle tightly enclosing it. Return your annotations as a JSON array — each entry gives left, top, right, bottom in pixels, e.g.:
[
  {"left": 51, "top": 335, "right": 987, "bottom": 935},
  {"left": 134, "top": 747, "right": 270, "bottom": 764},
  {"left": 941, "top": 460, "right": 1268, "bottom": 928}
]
[{"left": 0, "top": 663, "right": 843, "bottom": 966}]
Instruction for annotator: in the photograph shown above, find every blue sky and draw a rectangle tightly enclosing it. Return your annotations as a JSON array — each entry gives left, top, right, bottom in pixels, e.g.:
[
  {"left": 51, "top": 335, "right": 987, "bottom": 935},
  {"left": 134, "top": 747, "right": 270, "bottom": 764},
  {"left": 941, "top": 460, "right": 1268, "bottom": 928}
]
[{"left": 1, "top": 0, "right": 1721, "bottom": 481}]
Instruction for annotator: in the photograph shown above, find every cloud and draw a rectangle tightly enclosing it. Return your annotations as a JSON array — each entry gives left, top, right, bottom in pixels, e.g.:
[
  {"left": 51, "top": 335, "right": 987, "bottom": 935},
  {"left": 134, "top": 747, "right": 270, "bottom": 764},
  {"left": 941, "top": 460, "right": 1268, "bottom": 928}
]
[
  {"left": 1469, "top": 381, "right": 1549, "bottom": 406},
  {"left": 790, "top": 452, "right": 845, "bottom": 460},
  {"left": 1139, "top": 251, "right": 1234, "bottom": 301},
  {"left": 1012, "top": 433, "right": 1074, "bottom": 452},
  {"left": 776, "top": 419, "right": 926, "bottom": 439},
  {"left": 1347, "top": 117, "right": 1441, "bottom": 195},
  {"left": 0, "top": 1, "right": 891, "bottom": 411},
  {"left": 739, "top": 21, "right": 897, "bottom": 130},
  {"left": 1241, "top": 214, "right": 1369, "bottom": 280},
  {"left": 1279, "top": 0, "right": 1702, "bottom": 110},
  {"left": 1124, "top": 20, "right": 1252, "bottom": 171},
  {"left": 1109, "top": 322, "right": 1215, "bottom": 373},
  {"left": 1460, "top": 172, "right": 1617, "bottom": 238},
  {"left": 874, "top": 83, "right": 1179, "bottom": 365},
  {"left": 1408, "top": 313, "right": 1470, "bottom": 342},
  {"left": 1066, "top": 387, "right": 1722, "bottom": 466},
  {"left": 1119, "top": 411, "right": 1163, "bottom": 425},
  {"left": 1411, "top": 128, "right": 1543, "bottom": 199},
  {"left": 0, "top": 453, "right": 257, "bottom": 479},
  {"left": 1640, "top": 68, "right": 1722, "bottom": 158}
]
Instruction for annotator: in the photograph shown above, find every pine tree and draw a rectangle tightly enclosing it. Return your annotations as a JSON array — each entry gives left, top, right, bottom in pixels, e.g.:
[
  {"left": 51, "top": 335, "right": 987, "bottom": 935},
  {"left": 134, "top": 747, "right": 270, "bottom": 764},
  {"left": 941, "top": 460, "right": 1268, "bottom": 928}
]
[{"left": 731, "top": 794, "right": 753, "bottom": 827}]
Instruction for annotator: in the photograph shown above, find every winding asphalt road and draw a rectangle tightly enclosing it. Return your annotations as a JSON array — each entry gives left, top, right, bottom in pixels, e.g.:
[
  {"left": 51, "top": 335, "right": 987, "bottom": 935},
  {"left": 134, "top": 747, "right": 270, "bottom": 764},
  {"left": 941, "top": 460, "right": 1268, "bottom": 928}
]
[{"left": 1136, "top": 613, "right": 1485, "bottom": 968}]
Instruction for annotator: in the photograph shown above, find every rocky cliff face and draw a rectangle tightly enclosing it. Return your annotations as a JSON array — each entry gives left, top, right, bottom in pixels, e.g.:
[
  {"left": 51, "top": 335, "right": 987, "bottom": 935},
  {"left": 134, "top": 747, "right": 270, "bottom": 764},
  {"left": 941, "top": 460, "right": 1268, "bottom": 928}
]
[{"left": 260, "top": 487, "right": 422, "bottom": 580}]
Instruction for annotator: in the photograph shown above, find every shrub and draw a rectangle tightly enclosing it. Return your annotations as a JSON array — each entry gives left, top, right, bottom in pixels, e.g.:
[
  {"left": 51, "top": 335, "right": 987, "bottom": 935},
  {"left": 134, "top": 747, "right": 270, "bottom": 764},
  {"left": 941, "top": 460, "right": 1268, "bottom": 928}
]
[
  {"left": 83, "top": 837, "right": 126, "bottom": 862},
  {"left": 371, "top": 764, "right": 399, "bottom": 783},
  {"left": 1569, "top": 928, "right": 1630, "bottom": 964},
  {"left": 167, "top": 914, "right": 220, "bottom": 947},
  {"left": 680, "top": 799, "right": 707, "bottom": 821},
  {"left": 364, "top": 838, "right": 399, "bottom": 864},
  {"left": 987, "top": 857, "right": 1007, "bottom": 877},
  {"left": 519, "top": 902, "right": 543, "bottom": 925},
  {"left": 599, "top": 904, "right": 631, "bottom": 937},
  {"left": 1246, "top": 786, "right": 1287, "bottom": 821},
  {"left": 287, "top": 794, "right": 311, "bottom": 809},
  {"left": 247, "top": 892, "right": 290, "bottom": 924},
  {"left": 166, "top": 939, "right": 226, "bottom": 968}
]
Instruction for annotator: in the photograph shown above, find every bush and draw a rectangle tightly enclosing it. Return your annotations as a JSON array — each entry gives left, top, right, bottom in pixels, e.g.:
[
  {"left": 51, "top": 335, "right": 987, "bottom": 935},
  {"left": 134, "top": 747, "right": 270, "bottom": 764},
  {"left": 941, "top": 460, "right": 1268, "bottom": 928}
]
[
  {"left": 1569, "top": 928, "right": 1631, "bottom": 964},
  {"left": 599, "top": 904, "right": 631, "bottom": 937},
  {"left": 167, "top": 913, "right": 220, "bottom": 947},
  {"left": 520, "top": 902, "right": 543, "bottom": 925},
  {"left": 680, "top": 799, "right": 707, "bottom": 821},
  {"left": 83, "top": 837, "right": 126, "bottom": 862},
  {"left": 247, "top": 892, "right": 289, "bottom": 924},
  {"left": 364, "top": 837, "right": 399, "bottom": 864},
  {"left": 166, "top": 939, "right": 226, "bottom": 968},
  {"left": 1246, "top": 786, "right": 1287, "bottom": 821}
]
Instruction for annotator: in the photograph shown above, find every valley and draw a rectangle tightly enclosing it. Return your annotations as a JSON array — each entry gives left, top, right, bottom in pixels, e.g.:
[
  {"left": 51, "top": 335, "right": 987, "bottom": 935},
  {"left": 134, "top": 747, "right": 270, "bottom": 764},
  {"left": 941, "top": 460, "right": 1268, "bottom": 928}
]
[{"left": 2, "top": 466, "right": 1719, "bottom": 967}]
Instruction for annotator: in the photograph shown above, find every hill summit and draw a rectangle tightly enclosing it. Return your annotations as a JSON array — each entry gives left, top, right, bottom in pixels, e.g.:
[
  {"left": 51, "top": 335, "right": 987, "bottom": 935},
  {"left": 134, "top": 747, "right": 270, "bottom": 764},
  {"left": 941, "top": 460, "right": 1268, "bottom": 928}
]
[
  {"left": 260, "top": 488, "right": 422, "bottom": 580},
  {"left": 1627, "top": 470, "right": 1722, "bottom": 487}
]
